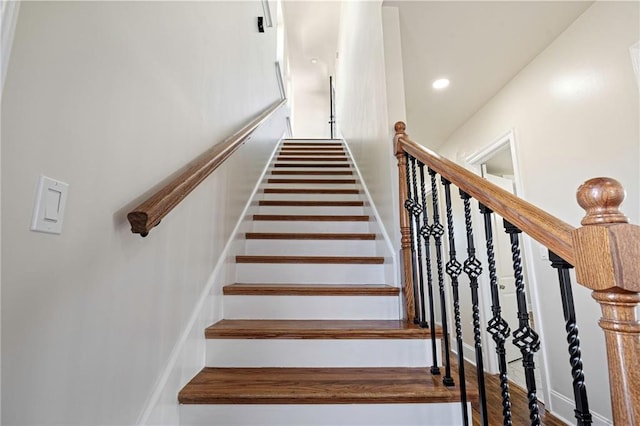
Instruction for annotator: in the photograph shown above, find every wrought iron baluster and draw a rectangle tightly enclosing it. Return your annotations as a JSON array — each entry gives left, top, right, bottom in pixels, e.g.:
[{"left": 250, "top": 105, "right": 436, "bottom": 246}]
[
  {"left": 403, "top": 153, "right": 420, "bottom": 324},
  {"left": 442, "top": 178, "right": 468, "bottom": 424},
  {"left": 409, "top": 156, "right": 427, "bottom": 327},
  {"left": 429, "top": 168, "right": 454, "bottom": 386},
  {"left": 503, "top": 220, "right": 540, "bottom": 425},
  {"left": 419, "top": 162, "right": 440, "bottom": 374},
  {"left": 549, "top": 251, "right": 592, "bottom": 426},
  {"left": 480, "top": 204, "right": 513, "bottom": 426},
  {"left": 460, "top": 191, "right": 488, "bottom": 425}
]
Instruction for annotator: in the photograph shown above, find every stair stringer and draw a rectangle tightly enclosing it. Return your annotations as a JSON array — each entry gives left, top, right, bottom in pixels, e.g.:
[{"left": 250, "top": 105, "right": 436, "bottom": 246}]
[
  {"left": 341, "top": 138, "right": 401, "bottom": 313},
  {"left": 136, "top": 133, "right": 286, "bottom": 426}
]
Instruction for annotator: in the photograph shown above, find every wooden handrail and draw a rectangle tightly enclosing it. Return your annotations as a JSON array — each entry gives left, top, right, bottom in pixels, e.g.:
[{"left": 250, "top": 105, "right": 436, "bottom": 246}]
[
  {"left": 127, "top": 99, "right": 286, "bottom": 236},
  {"left": 394, "top": 123, "right": 576, "bottom": 265}
]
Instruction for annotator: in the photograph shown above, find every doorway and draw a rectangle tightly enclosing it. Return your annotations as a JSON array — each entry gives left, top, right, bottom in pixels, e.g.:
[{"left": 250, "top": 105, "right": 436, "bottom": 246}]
[{"left": 465, "top": 130, "right": 549, "bottom": 403}]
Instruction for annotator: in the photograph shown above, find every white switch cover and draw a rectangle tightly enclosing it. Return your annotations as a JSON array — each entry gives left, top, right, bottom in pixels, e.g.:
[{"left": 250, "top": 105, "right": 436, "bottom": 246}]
[{"left": 31, "top": 176, "right": 68, "bottom": 234}]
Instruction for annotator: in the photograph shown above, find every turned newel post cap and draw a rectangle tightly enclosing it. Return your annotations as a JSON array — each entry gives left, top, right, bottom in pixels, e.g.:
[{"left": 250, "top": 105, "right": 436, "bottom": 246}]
[
  {"left": 394, "top": 121, "right": 406, "bottom": 135},
  {"left": 577, "top": 177, "right": 629, "bottom": 226}
]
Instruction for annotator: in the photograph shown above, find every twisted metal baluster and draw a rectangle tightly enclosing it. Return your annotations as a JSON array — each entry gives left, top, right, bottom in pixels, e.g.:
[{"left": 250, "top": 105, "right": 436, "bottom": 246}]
[
  {"left": 480, "top": 204, "right": 512, "bottom": 426},
  {"left": 429, "top": 168, "right": 454, "bottom": 386},
  {"left": 549, "top": 251, "right": 592, "bottom": 426},
  {"left": 503, "top": 220, "right": 540, "bottom": 425},
  {"left": 409, "top": 156, "right": 427, "bottom": 327},
  {"left": 442, "top": 177, "right": 468, "bottom": 424},
  {"left": 403, "top": 153, "right": 420, "bottom": 324},
  {"left": 419, "top": 162, "right": 440, "bottom": 373},
  {"left": 460, "top": 191, "right": 488, "bottom": 425}
]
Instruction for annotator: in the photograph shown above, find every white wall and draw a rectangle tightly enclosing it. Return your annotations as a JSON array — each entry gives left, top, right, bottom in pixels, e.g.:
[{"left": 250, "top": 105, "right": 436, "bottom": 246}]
[
  {"left": 336, "top": 0, "right": 400, "bottom": 253},
  {"left": 437, "top": 2, "right": 639, "bottom": 423},
  {"left": 1, "top": 2, "right": 285, "bottom": 425}
]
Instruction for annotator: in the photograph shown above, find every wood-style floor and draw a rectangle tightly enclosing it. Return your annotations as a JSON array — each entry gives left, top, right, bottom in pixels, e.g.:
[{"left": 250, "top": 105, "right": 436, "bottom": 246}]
[{"left": 451, "top": 356, "right": 568, "bottom": 425}]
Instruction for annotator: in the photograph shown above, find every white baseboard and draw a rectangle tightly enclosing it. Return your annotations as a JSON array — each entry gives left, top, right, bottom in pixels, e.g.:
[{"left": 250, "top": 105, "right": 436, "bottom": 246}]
[
  {"left": 549, "top": 390, "right": 611, "bottom": 426},
  {"left": 136, "top": 133, "right": 285, "bottom": 426}
]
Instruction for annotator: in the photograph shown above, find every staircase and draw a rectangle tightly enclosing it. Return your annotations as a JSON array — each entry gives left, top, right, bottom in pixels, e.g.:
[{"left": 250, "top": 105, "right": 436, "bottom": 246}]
[{"left": 178, "top": 139, "right": 470, "bottom": 425}]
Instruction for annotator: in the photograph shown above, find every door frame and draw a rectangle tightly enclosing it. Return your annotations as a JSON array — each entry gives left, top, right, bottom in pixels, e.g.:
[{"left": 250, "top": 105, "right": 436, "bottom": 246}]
[{"left": 464, "top": 129, "right": 552, "bottom": 405}]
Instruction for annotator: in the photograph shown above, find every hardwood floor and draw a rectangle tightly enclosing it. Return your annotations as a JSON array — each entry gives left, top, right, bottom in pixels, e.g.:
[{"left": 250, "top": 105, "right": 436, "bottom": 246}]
[{"left": 452, "top": 356, "right": 568, "bottom": 425}]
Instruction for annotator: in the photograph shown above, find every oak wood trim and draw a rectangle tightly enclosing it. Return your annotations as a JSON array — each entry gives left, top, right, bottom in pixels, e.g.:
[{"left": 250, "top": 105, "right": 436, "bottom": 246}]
[
  {"left": 282, "top": 142, "right": 342, "bottom": 146},
  {"left": 258, "top": 200, "right": 363, "bottom": 206},
  {"left": 267, "top": 179, "right": 356, "bottom": 184},
  {"left": 245, "top": 232, "right": 375, "bottom": 240},
  {"left": 394, "top": 122, "right": 415, "bottom": 322},
  {"left": 178, "top": 367, "right": 477, "bottom": 405},
  {"left": 274, "top": 163, "right": 351, "bottom": 168},
  {"left": 127, "top": 99, "right": 286, "bottom": 236},
  {"left": 252, "top": 214, "right": 369, "bottom": 221},
  {"left": 276, "top": 157, "right": 348, "bottom": 161},
  {"left": 235, "top": 255, "right": 384, "bottom": 264},
  {"left": 269, "top": 170, "right": 353, "bottom": 175},
  {"left": 277, "top": 151, "right": 346, "bottom": 156},
  {"left": 205, "top": 319, "right": 437, "bottom": 339},
  {"left": 263, "top": 188, "right": 359, "bottom": 194},
  {"left": 223, "top": 283, "right": 398, "bottom": 296},
  {"left": 394, "top": 123, "right": 575, "bottom": 264}
]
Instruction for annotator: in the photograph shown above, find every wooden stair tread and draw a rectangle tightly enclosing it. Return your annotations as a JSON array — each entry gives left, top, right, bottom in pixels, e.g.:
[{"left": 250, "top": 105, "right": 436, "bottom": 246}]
[
  {"left": 258, "top": 200, "right": 364, "bottom": 206},
  {"left": 267, "top": 178, "right": 356, "bottom": 184},
  {"left": 205, "top": 319, "right": 440, "bottom": 339},
  {"left": 253, "top": 214, "right": 368, "bottom": 221},
  {"left": 246, "top": 232, "right": 375, "bottom": 240},
  {"left": 274, "top": 164, "right": 350, "bottom": 168},
  {"left": 224, "top": 283, "right": 399, "bottom": 296},
  {"left": 283, "top": 142, "right": 342, "bottom": 146},
  {"left": 236, "top": 255, "right": 384, "bottom": 264},
  {"left": 279, "top": 151, "right": 345, "bottom": 155},
  {"left": 178, "top": 367, "right": 477, "bottom": 404},
  {"left": 263, "top": 188, "right": 359, "bottom": 194},
  {"left": 270, "top": 170, "right": 353, "bottom": 175},
  {"left": 277, "top": 157, "right": 348, "bottom": 161}
]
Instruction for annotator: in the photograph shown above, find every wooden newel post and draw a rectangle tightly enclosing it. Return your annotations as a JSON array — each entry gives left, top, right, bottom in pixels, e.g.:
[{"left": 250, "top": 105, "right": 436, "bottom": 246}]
[
  {"left": 572, "top": 177, "right": 640, "bottom": 425},
  {"left": 394, "top": 121, "right": 415, "bottom": 322}
]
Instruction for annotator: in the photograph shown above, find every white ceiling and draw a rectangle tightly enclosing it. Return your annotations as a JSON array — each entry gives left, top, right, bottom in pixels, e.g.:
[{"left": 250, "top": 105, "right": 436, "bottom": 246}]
[
  {"left": 283, "top": 0, "right": 594, "bottom": 147},
  {"left": 282, "top": 1, "right": 342, "bottom": 94}
]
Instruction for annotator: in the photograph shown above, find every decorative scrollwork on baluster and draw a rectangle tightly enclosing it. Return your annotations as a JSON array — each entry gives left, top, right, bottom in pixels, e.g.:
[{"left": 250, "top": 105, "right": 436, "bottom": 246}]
[
  {"left": 503, "top": 220, "right": 540, "bottom": 426},
  {"left": 481, "top": 202, "right": 513, "bottom": 426},
  {"left": 418, "top": 162, "right": 440, "bottom": 374},
  {"left": 442, "top": 177, "right": 468, "bottom": 425},
  {"left": 549, "top": 251, "right": 592, "bottom": 426},
  {"left": 460, "top": 190, "right": 488, "bottom": 425},
  {"left": 428, "top": 168, "right": 454, "bottom": 387}
]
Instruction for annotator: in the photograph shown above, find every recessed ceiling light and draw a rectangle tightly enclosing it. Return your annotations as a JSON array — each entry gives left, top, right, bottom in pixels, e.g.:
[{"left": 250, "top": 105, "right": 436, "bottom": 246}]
[
  {"left": 310, "top": 58, "right": 318, "bottom": 64},
  {"left": 432, "top": 78, "right": 450, "bottom": 90}
]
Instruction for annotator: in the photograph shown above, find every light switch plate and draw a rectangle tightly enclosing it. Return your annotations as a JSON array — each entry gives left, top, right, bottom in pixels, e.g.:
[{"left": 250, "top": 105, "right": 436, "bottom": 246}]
[{"left": 31, "top": 175, "right": 69, "bottom": 234}]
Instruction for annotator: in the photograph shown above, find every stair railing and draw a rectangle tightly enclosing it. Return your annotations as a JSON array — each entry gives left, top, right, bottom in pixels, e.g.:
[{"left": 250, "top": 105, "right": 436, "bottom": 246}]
[
  {"left": 127, "top": 99, "right": 286, "bottom": 236},
  {"left": 393, "top": 121, "right": 639, "bottom": 425}
]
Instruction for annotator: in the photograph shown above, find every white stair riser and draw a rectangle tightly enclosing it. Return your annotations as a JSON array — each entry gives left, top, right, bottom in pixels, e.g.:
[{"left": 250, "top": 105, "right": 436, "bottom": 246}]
[
  {"left": 236, "top": 263, "right": 386, "bottom": 284},
  {"left": 257, "top": 205, "right": 365, "bottom": 215},
  {"left": 180, "top": 403, "right": 467, "bottom": 426},
  {"left": 245, "top": 239, "right": 377, "bottom": 256},
  {"left": 206, "top": 339, "right": 439, "bottom": 367},
  {"left": 252, "top": 220, "right": 370, "bottom": 233},
  {"left": 223, "top": 296, "right": 399, "bottom": 319},
  {"left": 263, "top": 183, "right": 358, "bottom": 189}
]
